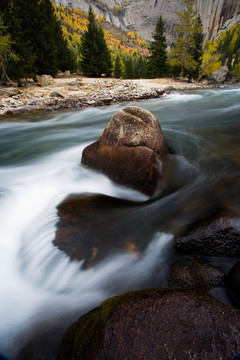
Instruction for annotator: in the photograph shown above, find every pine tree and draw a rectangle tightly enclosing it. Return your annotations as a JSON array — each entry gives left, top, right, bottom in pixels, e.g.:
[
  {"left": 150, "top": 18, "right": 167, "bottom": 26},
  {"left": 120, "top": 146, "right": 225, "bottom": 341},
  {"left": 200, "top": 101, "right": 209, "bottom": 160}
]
[
  {"left": 190, "top": 15, "right": 204, "bottom": 79},
  {"left": 0, "top": 0, "right": 39, "bottom": 78},
  {"left": 0, "top": 0, "right": 75, "bottom": 78},
  {"left": 37, "top": 0, "right": 75, "bottom": 74},
  {"left": 79, "top": 6, "right": 112, "bottom": 77},
  {"left": 123, "top": 56, "right": 134, "bottom": 79},
  {"left": 146, "top": 15, "right": 168, "bottom": 78},
  {"left": 113, "top": 53, "right": 123, "bottom": 78},
  {"left": 134, "top": 56, "right": 147, "bottom": 79},
  {"left": 169, "top": 0, "right": 204, "bottom": 81},
  {"left": 0, "top": 15, "right": 19, "bottom": 82}
]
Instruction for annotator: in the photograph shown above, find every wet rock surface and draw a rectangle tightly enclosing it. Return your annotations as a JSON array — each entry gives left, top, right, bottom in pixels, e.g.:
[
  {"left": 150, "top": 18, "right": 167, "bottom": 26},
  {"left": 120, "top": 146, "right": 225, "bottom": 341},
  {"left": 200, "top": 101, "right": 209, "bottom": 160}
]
[
  {"left": 175, "top": 215, "right": 240, "bottom": 257},
  {"left": 168, "top": 258, "right": 225, "bottom": 290},
  {"left": 59, "top": 288, "right": 240, "bottom": 360},
  {"left": 53, "top": 193, "right": 154, "bottom": 268},
  {"left": 226, "top": 261, "right": 240, "bottom": 308},
  {"left": 82, "top": 106, "right": 170, "bottom": 195}
]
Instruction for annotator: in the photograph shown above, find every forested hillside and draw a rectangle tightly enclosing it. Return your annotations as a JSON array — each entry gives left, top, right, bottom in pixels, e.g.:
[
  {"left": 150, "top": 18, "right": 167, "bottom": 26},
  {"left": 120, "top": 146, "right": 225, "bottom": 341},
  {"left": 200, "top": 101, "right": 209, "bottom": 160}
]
[
  {"left": 0, "top": 0, "right": 75, "bottom": 79},
  {"left": 54, "top": 4, "right": 149, "bottom": 63},
  {"left": 202, "top": 23, "right": 240, "bottom": 79},
  {"left": 0, "top": 0, "right": 240, "bottom": 81}
]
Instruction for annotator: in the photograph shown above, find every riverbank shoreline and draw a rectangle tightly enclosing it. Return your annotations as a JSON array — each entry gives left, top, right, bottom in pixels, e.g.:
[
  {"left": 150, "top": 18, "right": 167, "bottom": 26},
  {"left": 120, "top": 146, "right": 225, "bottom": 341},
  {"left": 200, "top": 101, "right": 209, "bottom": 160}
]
[{"left": 0, "top": 76, "right": 217, "bottom": 120}]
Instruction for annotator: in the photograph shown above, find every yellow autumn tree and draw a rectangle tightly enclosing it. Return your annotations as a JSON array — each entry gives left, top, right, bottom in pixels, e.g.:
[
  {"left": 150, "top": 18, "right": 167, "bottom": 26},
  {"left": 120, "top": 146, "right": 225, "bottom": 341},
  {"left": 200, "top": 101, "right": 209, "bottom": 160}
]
[{"left": 202, "top": 40, "right": 222, "bottom": 77}]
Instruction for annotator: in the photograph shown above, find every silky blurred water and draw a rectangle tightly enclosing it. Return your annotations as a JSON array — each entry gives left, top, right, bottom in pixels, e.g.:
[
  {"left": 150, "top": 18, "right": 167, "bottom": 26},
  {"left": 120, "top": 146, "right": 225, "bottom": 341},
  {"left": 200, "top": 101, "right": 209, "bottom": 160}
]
[{"left": 0, "top": 88, "right": 239, "bottom": 358}]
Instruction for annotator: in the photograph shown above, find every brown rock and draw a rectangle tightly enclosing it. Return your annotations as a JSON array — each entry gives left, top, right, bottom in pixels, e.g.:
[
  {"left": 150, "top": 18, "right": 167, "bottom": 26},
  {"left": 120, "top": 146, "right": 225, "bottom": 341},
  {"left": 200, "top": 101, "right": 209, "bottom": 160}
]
[
  {"left": 0, "top": 87, "right": 20, "bottom": 97},
  {"left": 81, "top": 106, "right": 170, "bottom": 195},
  {"left": 53, "top": 193, "right": 153, "bottom": 268},
  {"left": 168, "top": 259, "right": 225, "bottom": 290},
  {"left": 37, "top": 74, "right": 53, "bottom": 87},
  {"left": 59, "top": 288, "right": 240, "bottom": 360}
]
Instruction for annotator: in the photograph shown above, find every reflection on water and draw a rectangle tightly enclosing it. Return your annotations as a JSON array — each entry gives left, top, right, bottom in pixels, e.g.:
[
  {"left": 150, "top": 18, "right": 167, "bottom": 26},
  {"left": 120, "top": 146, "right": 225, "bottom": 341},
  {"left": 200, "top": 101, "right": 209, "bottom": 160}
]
[{"left": 0, "top": 88, "right": 240, "bottom": 358}]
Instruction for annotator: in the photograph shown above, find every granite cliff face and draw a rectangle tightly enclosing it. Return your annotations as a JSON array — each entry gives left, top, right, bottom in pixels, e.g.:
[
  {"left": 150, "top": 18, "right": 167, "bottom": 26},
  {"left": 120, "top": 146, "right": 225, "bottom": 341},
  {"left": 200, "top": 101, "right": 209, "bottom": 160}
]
[{"left": 54, "top": 0, "right": 240, "bottom": 43}]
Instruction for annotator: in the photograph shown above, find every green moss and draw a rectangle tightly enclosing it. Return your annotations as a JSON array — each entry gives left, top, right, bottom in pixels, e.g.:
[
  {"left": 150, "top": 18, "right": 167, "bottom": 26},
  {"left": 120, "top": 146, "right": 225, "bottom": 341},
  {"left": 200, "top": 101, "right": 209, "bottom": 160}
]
[{"left": 58, "top": 288, "right": 171, "bottom": 360}]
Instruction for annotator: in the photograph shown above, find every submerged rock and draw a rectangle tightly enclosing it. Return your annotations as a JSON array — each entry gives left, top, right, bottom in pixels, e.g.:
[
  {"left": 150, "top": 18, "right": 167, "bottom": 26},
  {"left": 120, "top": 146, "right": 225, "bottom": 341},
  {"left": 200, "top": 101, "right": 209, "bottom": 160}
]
[
  {"left": 81, "top": 106, "right": 170, "bottom": 196},
  {"left": 168, "top": 259, "right": 225, "bottom": 290},
  {"left": 53, "top": 193, "right": 154, "bottom": 268},
  {"left": 226, "top": 261, "right": 240, "bottom": 308},
  {"left": 175, "top": 215, "right": 240, "bottom": 257},
  {"left": 59, "top": 288, "right": 240, "bottom": 360}
]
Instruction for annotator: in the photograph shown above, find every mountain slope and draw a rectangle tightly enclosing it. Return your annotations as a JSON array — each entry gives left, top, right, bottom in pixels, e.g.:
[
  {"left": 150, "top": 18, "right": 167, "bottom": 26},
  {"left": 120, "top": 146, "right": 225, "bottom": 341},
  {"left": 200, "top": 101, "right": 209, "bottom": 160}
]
[{"left": 54, "top": 0, "right": 240, "bottom": 43}]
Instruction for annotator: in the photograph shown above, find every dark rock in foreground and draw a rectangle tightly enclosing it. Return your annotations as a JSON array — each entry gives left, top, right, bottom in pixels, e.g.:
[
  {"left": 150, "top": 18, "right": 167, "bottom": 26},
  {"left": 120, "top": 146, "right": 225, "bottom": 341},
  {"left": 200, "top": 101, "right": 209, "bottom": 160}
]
[
  {"left": 175, "top": 215, "right": 240, "bottom": 257},
  {"left": 81, "top": 106, "right": 170, "bottom": 196},
  {"left": 168, "top": 259, "right": 225, "bottom": 290},
  {"left": 226, "top": 261, "right": 240, "bottom": 308},
  {"left": 59, "top": 288, "right": 240, "bottom": 360}
]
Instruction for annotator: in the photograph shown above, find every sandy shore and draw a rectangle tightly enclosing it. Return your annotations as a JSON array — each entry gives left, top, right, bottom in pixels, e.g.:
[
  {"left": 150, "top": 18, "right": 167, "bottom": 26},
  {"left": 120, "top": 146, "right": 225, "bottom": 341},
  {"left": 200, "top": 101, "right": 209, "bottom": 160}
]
[{"left": 0, "top": 76, "right": 213, "bottom": 119}]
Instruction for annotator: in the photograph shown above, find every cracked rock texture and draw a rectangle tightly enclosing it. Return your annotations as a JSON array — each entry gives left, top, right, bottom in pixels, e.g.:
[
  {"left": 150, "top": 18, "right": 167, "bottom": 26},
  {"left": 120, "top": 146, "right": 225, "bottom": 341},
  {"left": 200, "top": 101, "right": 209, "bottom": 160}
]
[{"left": 81, "top": 106, "right": 170, "bottom": 195}]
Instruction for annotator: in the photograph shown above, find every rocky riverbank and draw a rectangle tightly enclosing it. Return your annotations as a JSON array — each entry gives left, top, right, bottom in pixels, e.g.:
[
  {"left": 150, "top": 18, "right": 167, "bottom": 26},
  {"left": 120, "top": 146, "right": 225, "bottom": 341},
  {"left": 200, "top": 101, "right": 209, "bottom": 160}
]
[{"left": 0, "top": 76, "right": 213, "bottom": 119}]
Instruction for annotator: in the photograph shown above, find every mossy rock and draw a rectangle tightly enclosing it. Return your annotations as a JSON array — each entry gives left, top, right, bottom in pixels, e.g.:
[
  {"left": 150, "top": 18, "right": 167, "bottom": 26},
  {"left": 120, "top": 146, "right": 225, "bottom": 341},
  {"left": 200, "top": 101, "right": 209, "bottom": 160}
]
[{"left": 59, "top": 288, "right": 240, "bottom": 360}]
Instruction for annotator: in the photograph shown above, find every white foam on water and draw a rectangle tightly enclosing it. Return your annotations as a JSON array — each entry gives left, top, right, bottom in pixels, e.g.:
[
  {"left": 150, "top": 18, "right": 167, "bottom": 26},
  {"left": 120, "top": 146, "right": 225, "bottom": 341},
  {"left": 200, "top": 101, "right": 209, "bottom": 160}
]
[
  {"left": 162, "top": 92, "right": 203, "bottom": 102},
  {"left": 0, "top": 140, "right": 171, "bottom": 356}
]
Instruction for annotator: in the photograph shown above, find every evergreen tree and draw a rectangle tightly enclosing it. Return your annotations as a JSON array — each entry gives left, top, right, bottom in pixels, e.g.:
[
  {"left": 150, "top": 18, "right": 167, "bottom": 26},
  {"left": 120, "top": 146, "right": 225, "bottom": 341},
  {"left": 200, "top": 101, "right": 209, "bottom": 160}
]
[
  {"left": 169, "top": 0, "right": 203, "bottom": 81},
  {"left": 0, "top": 0, "right": 75, "bottom": 78},
  {"left": 0, "top": 15, "right": 19, "bottom": 82},
  {"left": 146, "top": 15, "right": 168, "bottom": 78},
  {"left": 190, "top": 15, "right": 204, "bottom": 79},
  {"left": 79, "top": 6, "right": 112, "bottom": 77},
  {"left": 123, "top": 56, "right": 134, "bottom": 79},
  {"left": 113, "top": 53, "right": 123, "bottom": 78},
  {"left": 134, "top": 56, "right": 147, "bottom": 79},
  {"left": 0, "top": 0, "right": 39, "bottom": 77},
  {"left": 37, "top": 0, "right": 75, "bottom": 74}
]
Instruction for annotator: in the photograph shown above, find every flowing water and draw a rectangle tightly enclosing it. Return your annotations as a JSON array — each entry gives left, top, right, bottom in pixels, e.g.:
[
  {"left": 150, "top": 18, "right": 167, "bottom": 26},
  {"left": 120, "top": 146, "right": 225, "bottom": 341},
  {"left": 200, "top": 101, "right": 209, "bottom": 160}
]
[{"left": 0, "top": 88, "right": 240, "bottom": 359}]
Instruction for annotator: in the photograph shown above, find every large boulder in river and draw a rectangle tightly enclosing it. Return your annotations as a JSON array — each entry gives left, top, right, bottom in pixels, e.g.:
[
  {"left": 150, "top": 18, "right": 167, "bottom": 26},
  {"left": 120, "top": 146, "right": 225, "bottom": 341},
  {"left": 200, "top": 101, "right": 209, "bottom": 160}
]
[
  {"left": 59, "top": 288, "right": 240, "bottom": 360},
  {"left": 81, "top": 106, "right": 170, "bottom": 196},
  {"left": 175, "top": 215, "right": 240, "bottom": 257}
]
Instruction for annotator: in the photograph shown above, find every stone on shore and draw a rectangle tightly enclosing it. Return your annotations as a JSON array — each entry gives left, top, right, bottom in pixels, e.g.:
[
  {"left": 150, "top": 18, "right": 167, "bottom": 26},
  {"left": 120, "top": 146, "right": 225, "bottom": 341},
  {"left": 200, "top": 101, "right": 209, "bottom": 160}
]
[
  {"left": 36, "top": 74, "right": 54, "bottom": 87},
  {"left": 59, "top": 288, "right": 240, "bottom": 360},
  {"left": 210, "top": 66, "right": 229, "bottom": 84},
  {"left": 0, "top": 87, "right": 20, "bottom": 98},
  {"left": 49, "top": 90, "right": 65, "bottom": 98},
  {"left": 81, "top": 106, "right": 170, "bottom": 196}
]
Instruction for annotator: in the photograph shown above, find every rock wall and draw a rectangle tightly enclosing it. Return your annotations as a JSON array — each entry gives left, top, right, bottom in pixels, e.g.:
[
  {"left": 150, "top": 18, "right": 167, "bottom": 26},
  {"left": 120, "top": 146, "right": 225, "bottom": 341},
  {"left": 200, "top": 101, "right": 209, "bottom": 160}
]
[
  {"left": 53, "top": 0, "right": 240, "bottom": 43},
  {"left": 196, "top": 0, "right": 240, "bottom": 40}
]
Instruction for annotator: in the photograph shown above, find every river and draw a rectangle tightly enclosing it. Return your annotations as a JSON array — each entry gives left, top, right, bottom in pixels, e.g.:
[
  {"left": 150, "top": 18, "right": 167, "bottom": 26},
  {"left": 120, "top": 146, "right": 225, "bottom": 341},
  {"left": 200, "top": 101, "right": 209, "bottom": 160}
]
[{"left": 0, "top": 88, "right": 240, "bottom": 359}]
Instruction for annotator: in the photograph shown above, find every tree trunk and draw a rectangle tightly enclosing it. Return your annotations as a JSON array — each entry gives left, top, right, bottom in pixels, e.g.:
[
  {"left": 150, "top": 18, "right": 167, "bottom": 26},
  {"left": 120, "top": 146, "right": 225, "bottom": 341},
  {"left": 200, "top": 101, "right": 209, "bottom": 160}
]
[{"left": 0, "top": 56, "right": 14, "bottom": 84}]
